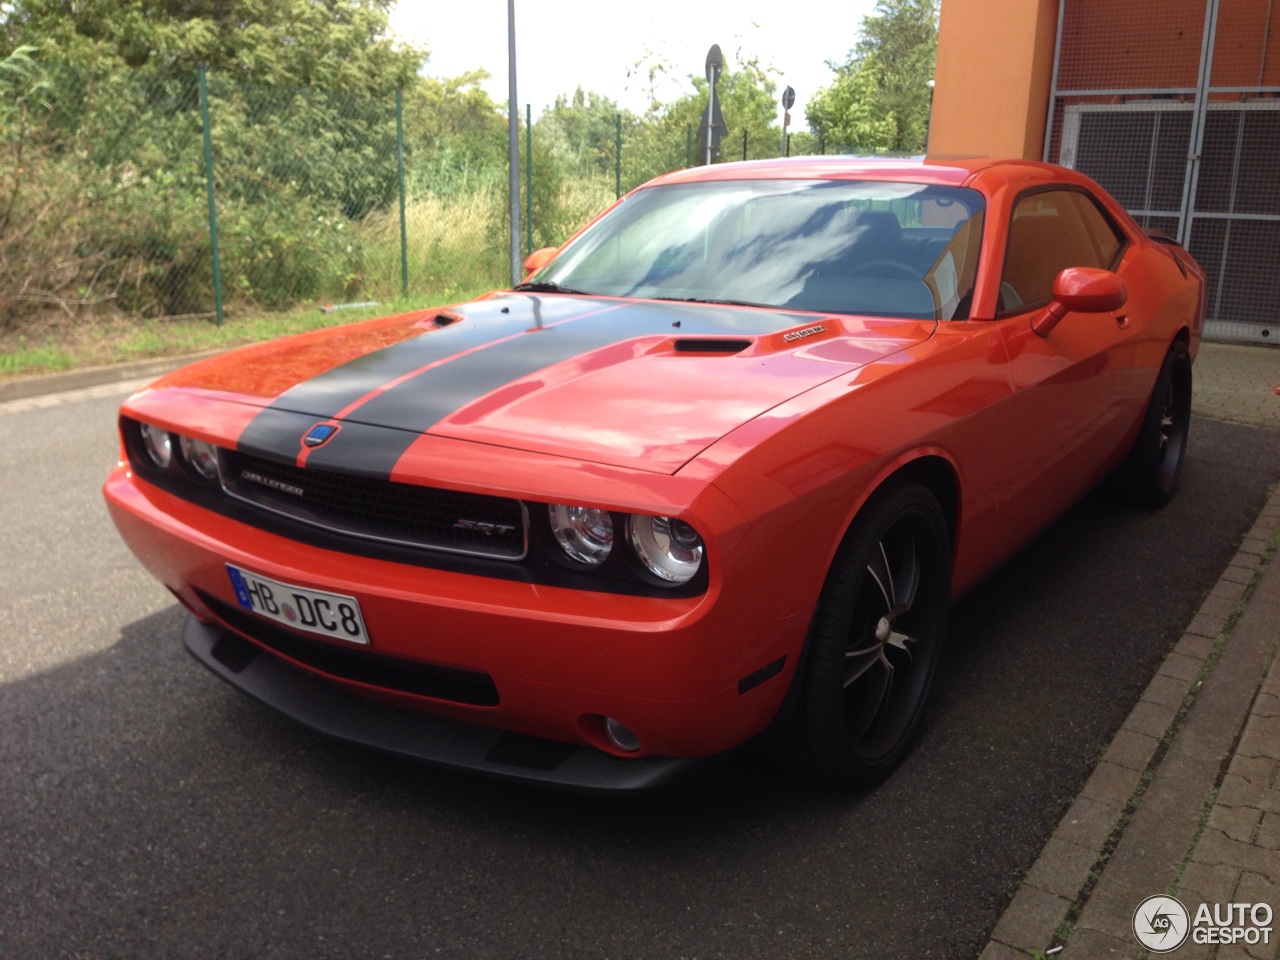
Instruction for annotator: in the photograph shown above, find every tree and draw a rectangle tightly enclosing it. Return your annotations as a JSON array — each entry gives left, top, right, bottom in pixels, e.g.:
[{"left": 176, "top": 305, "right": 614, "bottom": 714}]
[
  {"left": 0, "top": 1, "right": 440, "bottom": 321},
  {"left": 806, "top": 0, "right": 938, "bottom": 154},
  {"left": 623, "top": 55, "right": 782, "bottom": 182},
  {"left": 404, "top": 71, "right": 507, "bottom": 195},
  {"left": 805, "top": 57, "right": 896, "bottom": 153},
  {"left": 2, "top": 0, "right": 427, "bottom": 91},
  {"left": 537, "top": 87, "right": 628, "bottom": 178}
]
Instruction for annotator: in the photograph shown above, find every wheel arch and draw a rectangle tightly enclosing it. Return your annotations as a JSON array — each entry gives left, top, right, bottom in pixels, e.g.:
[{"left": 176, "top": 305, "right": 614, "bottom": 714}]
[
  {"left": 762, "top": 450, "right": 962, "bottom": 764},
  {"left": 1172, "top": 325, "right": 1191, "bottom": 352},
  {"left": 827, "top": 450, "right": 962, "bottom": 573}
]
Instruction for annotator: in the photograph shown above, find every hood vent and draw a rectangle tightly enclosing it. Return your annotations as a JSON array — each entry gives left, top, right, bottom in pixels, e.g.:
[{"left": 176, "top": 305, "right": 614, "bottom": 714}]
[{"left": 673, "top": 338, "right": 752, "bottom": 355}]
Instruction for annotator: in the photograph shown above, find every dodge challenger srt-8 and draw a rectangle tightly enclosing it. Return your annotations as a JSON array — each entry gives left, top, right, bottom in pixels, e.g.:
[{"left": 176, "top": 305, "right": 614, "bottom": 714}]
[{"left": 104, "top": 157, "right": 1204, "bottom": 792}]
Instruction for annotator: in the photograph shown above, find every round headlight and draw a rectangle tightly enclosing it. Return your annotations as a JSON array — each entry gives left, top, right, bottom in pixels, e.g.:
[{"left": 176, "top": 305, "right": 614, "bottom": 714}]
[
  {"left": 628, "top": 515, "right": 704, "bottom": 584},
  {"left": 549, "top": 504, "right": 614, "bottom": 566},
  {"left": 140, "top": 422, "right": 173, "bottom": 469},
  {"left": 180, "top": 435, "right": 220, "bottom": 481}
]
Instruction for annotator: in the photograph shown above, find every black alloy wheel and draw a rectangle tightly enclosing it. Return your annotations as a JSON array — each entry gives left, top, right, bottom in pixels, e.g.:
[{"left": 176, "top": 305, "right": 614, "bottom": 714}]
[{"left": 797, "top": 483, "right": 952, "bottom": 786}]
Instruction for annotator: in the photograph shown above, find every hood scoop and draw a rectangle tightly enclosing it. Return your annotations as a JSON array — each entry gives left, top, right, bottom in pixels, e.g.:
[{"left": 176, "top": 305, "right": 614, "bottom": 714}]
[{"left": 672, "top": 338, "right": 753, "bottom": 355}]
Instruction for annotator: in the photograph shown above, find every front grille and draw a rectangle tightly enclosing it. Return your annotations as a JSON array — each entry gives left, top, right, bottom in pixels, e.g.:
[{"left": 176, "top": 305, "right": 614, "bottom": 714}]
[
  {"left": 220, "top": 450, "right": 527, "bottom": 560},
  {"left": 198, "top": 591, "right": 500, "bottom": 706}
]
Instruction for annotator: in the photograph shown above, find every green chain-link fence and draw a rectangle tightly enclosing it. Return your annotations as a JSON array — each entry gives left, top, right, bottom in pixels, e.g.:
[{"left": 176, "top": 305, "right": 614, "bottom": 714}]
[
  {"left": 1, "top": 65, "right": 857, "bottom": 333},
  {"left": 2, "top": 66, "right": 532, "bottom": 329}
]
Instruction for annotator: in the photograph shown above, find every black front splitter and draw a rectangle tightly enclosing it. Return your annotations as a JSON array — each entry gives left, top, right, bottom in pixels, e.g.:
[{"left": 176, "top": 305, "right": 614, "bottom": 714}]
[{"left": 183, "top": 614, "right": 705, "bottom": 795}]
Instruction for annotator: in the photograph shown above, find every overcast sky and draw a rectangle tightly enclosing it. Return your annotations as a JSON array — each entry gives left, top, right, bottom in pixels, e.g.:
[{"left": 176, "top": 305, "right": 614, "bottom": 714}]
[{"left": 388, "top": 1, "right": 880, "bottom": 123}]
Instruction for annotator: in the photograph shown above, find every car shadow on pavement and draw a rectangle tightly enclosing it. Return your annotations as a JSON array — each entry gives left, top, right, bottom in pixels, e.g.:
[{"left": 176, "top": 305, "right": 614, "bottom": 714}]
[{"left": 3, "top": 417, "right": 1277, "bottom": 960}]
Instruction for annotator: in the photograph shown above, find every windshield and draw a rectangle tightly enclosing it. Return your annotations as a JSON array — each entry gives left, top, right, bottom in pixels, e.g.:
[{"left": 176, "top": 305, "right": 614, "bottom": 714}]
[{"left": 536, "top": 179, "right": 985, "bottom": 321}]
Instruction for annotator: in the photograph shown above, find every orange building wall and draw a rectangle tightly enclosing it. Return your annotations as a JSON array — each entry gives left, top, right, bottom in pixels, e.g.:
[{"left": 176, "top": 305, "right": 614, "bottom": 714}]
[
  {"left": 929, "top": 0, "right": 1060, "bottom": 159},
  {"left": 931, "top": 0, "right": 1280, "bottom": 160},
  {"left": 1212, "top": 0, "right": 1280, "bottom": 87},
  {"left": 1053, "top": 0, "right": 1279, "bottom": 89},
  {"left": 1055, "top": 0, "right": 1206, "bottom": 90}
]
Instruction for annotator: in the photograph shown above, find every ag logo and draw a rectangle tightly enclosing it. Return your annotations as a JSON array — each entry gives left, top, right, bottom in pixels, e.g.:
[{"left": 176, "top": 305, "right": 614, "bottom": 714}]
[{"left": 1133, "top": 895, "right": 1190, "bottom": 952}]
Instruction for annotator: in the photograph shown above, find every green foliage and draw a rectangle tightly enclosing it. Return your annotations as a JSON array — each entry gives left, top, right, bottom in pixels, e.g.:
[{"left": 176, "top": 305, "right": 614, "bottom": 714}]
[
  {"left": 205, "top": 77, "right": 401, "bottom": 219},
  {"left": 668, "top": 58, "right": 782, "bottom": 163},
  {"left": 0, "top": 2, "right": 825, "bottom": 341},
  {"left": 806, "top": 58, "right": 897, "bottom": 153},
  {"left": 0, "top": 0, "right": 452, "bottom": 326},
  {"left": 538, "top": 87, "right": 626, "bottom": 180},
  {"left": 404, "top": 72, "right": 507, "bottom": 196},
  {"left": 0, "top": 57, "right": 507, "bottom": 326},
  {"left": 524, "top": 88, "right": 628, "bottom": 248},
  {"left": 3, "top": 0, "right": 427, "bottom": 90},
  {"left": 806, "top": 0, "right": 938, "bottom": 154},
  {"left": 607, "top": 55, "right": 786, "bottom": 188}
]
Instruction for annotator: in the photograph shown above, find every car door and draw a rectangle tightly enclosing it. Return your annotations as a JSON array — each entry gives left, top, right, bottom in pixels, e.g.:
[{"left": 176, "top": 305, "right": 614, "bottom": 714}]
[{"left": 990, "top": 187, "right": 1139, "bottom": 545}]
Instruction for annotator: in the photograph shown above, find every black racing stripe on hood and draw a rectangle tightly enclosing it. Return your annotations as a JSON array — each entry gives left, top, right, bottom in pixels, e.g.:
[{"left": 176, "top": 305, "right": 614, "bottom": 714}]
[
  {"left": 301, "top": 299, "right": 812, "bottom": 476},
  {"left": 266, "top": 296, "right": 604, "bottom": 420},
  {"left": 235, "top": 295, "right": 608, "bottom": 468},
  {"left": 238, "top": 295, "right": 814, "bottom": 475},
  {"left": 347, "top": 298, "right": 811, "bottom": 434}
]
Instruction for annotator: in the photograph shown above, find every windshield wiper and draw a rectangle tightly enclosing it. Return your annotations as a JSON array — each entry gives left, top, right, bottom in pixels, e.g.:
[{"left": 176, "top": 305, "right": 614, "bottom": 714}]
[
  {"left": 512, "top": 281, "right": 590, "bottom": 295},
  {"left": 651, "top": 295, "right": 775, "bottom": 309}
]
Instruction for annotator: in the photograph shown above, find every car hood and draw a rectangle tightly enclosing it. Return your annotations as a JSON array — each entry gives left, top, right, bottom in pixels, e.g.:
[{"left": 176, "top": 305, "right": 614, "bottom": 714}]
[{"left": 153, "top": 294, "right": 932, "bottom": 475}]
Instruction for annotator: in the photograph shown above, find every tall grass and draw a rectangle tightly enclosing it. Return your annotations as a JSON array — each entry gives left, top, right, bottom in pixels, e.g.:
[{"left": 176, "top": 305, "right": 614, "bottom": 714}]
[
  {"left": 0, "top": 177, "right": 620, "bottom": 377},
  {"left": 355, "top": 177, "right": 617, "bottom": 302},
  {"left": 358, "top": 187, "right": 508, "bottom": 301}
]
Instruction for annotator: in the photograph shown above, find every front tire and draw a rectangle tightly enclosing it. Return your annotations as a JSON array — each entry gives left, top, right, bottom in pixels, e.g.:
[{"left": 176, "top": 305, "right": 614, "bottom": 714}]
[{"left": 797, "top": 483, "right": 952, "bottom": 786}]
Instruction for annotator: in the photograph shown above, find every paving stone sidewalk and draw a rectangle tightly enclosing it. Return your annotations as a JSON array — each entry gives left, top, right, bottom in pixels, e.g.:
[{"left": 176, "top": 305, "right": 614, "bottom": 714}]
[
  {"left": 1193, "top": 343, "right": 1280, "bottom": 432},
  {"left": 981, "top": 486, "right": 1280, "bottom": 960}
]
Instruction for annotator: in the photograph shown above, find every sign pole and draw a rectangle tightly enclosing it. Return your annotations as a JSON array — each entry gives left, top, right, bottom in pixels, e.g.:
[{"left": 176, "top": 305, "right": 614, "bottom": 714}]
[
  {"left": 703, "top": 44, "right": 723, "bottom": 166},
  {"left": 507, "top": 0, "right": 521, "bottom": 287},
  {"left": 780, "top": 86, "right": 795, "bottom": 158}
]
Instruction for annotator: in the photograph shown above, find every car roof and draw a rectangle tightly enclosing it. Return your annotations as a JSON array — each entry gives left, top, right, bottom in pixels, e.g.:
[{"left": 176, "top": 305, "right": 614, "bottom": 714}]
[{"left": 647, "top": 155, "right": 1071, "bottom": 190}]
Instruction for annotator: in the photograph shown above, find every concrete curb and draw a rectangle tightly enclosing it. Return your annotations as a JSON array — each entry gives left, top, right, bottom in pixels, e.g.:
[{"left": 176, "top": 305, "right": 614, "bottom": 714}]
[
  {"left": 0, "top": 349, "right": 227, "bottom": 403},
  {"left": 980, "top": 484, "right": 1280, "bottom": 959}
]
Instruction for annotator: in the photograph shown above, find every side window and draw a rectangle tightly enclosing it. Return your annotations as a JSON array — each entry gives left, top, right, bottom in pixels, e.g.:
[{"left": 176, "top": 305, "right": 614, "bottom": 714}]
[
  {"left": 998, "top": 190, "right": 1114, "bottom": 316},
  {"left": 1071, "top": 192, "right": 1125, "bottom": 269}
]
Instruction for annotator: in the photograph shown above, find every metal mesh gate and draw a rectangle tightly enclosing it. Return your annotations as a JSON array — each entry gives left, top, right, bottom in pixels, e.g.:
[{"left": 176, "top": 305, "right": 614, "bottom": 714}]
[{"left": 1045, "top": 0, "right": 1280, "bottom": 344}]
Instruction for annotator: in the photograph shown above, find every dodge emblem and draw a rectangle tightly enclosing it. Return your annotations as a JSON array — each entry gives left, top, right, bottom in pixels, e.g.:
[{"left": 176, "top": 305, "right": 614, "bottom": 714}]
[{"left": 303, "top": 423, "right": 339, "bottom": 448}]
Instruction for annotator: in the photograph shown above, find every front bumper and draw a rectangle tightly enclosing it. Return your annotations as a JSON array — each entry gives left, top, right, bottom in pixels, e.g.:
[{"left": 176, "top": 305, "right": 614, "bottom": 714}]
[
  {"left": 184, "top": 615, "right": 704, "bottom": 793},
  {"left": 105, "top": 464, "right": 809, "bottom": 774}
]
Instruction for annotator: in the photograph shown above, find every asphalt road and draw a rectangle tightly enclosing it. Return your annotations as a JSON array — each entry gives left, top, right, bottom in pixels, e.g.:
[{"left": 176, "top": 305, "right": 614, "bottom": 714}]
[{"left": 2, "top": 384, "right": 1278, "bottom": 960}]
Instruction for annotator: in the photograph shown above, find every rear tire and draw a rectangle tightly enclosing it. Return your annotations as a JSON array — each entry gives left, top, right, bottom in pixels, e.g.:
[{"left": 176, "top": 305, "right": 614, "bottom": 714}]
[
  {"left": 796, "top": 483, "right": 951, "bottom": 786},
  {"left": 1119, "top": 340, "right": 1192, "bottom": 508}
]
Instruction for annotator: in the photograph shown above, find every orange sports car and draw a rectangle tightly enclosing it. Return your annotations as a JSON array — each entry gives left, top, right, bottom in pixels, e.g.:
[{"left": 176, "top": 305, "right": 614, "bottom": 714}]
[{"left": 104, "top": 157, "right": 1204, "bottom": 791}]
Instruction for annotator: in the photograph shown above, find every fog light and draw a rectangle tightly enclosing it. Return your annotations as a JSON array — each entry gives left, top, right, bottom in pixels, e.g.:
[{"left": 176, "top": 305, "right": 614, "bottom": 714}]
[{"left": 603, "top": 717, "right": 640, "bottom": 753}]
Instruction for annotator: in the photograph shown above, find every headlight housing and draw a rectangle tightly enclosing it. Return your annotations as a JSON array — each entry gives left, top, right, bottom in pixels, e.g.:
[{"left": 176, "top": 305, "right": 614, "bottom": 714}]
[
  {"left": 546, "top": 504, "right": 706, "bottom": 588},
  {"left": 139, "top": 422, "right": 173, "bottom": 469},
  {"left": 121, "top": 415, "right": 708, "bottom": 597},
  {"left": 628, "top": 515, "right": 705, "bottom": 584},
  {"left": 128, "top": 418, "right": 222, "bottom": 486},
  {"left": 180, "top": 436, "right": 220, "bottom": 482},
  {"left": 548, "top": 504, "right": 614, "bottom": 566}
]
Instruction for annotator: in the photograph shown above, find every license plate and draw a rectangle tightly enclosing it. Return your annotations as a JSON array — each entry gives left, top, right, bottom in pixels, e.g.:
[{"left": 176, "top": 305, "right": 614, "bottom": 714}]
[{"left": 226, "top": 564, "right": 369, "bottom": 645}]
